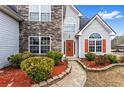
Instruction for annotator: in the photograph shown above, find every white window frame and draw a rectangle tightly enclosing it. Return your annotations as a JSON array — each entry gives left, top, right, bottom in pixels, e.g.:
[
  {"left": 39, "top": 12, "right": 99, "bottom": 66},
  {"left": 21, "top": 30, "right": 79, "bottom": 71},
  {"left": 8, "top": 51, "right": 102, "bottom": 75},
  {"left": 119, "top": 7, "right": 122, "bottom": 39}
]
[
  {"left": 28, "top": 36, "right": 51, "bottom": 55},
  {"left": 29, "top": 5, "right": 51, "bottom": 22},
  {"left": 40, "top": 5, "right": 51, "bottom": 22},
  {"left": 64, "top": 23, "right": 76, "bottom": 32},
  {"left": 29, "top": 5, "right": 40, "bottom": 21},
  {"left": 88, "top": 39, "right": 102, "bottom": 53},
  {"left": 88, "top": 33, "right": 102, "bottom": 53}
]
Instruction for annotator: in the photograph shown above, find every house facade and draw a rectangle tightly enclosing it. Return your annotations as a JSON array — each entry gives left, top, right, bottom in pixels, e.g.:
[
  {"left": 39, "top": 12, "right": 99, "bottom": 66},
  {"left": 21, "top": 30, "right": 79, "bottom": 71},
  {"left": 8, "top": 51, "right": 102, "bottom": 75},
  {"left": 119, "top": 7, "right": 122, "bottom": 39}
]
[
  {"left": 0, "top": 5, "right": 116, "bottom": 68},
  {"left": 0, "top": 5, "right": 22, "bottom": 68}
]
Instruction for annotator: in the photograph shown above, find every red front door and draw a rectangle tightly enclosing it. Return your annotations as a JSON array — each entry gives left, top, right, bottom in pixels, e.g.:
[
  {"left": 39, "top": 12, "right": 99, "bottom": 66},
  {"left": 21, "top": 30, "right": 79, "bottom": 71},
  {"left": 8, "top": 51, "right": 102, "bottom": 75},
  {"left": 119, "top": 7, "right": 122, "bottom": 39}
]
[{"left": 66, "top": 40, "right": 73, "bottom": 56}]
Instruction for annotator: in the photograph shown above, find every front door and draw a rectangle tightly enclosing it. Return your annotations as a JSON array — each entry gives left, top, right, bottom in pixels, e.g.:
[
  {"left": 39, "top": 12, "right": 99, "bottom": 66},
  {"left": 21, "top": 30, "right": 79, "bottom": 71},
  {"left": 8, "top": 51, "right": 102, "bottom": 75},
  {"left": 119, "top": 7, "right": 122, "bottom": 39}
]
[{"left": 66, "top": 40, "right": 73, "bottom": 56}]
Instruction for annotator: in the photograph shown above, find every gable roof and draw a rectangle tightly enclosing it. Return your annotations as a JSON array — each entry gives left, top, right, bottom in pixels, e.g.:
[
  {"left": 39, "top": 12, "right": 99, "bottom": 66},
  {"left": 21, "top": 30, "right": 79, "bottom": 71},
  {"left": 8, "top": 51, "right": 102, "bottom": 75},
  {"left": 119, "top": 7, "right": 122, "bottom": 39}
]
[
  {"left": 76, "top": 14, "right": 116, "bottom": 36},
  {"left": 70, "top": 5, "right": 82, "bottom": 16},
  {"left": 79, "top": 16, "right": 89, "bottom": 30}
]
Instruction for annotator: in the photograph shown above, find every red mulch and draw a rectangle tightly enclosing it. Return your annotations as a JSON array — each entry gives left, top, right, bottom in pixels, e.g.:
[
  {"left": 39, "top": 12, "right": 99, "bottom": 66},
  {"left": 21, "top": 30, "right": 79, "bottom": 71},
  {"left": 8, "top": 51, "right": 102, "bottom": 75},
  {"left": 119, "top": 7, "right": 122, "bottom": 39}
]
[
  {"left": 0, "top": 61, "right": 67, "bottom": 87},
  {"left": 51, "top": 61, "right": 67, "bottom": 77},
  {"left": 84, "top": 61, "right": 110, "bottom": 68},
  {"left": 81, "top": 58, "right": 111, "bottom": 68}
]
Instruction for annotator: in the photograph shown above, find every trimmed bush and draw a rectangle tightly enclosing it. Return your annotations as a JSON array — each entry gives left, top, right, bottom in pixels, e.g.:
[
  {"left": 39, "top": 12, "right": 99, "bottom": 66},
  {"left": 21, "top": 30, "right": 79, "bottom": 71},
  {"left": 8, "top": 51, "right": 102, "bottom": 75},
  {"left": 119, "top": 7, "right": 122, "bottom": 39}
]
[
  {"left": 8, "top": 51, "right": 33, "bottom": 68},
  {"left": 21, "top": 57, "right": 54, "bottom": 82},
  {"left": 85, "top": 52, "right": 96, "bottom": 61},
  {"left": 47, "top": 50, "right": 63, "bottom": 65},
  {"left": 106, "top": 54, "right": 117, "bottom": 64},
  {"left": 47, "top": 50, "right": 55, "bottom": 59},
  {"left": 22, "top": 51, "right": 33, "bottom": 60},
  {"left": 8, "top": 53, "right": 23, "bottom": 67}
]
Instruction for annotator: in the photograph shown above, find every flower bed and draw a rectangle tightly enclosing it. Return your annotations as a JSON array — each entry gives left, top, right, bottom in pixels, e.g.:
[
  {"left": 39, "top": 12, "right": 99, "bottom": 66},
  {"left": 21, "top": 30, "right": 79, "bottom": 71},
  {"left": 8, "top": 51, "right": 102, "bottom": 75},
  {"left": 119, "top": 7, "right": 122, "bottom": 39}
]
[
  {"left": 79, "top": 52, "right": 124, "bottom": 71},
  {"left": 0, "top": 61, "right": 67, "bottom": 87},
  {"left": 79, "top": 58, "right": 124, "bottom": 71}
]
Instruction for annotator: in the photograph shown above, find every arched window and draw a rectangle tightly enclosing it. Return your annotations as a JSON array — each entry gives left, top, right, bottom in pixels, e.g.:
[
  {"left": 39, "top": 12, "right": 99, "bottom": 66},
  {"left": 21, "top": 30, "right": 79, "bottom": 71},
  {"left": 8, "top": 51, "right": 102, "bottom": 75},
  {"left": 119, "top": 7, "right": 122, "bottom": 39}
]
[
  {"left": 89, "top": 33, "right": 102, "bottom": 52},
  {"left": 89, "top": 33, "right": 101, "bottom": 39}
]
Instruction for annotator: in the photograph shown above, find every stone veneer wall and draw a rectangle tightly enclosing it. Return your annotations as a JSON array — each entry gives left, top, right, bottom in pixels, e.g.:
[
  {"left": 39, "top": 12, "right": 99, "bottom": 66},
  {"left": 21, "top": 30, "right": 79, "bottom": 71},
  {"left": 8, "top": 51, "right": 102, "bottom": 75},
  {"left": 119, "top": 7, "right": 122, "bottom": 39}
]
[{"left": 17, "top": 5, "right": 63, "bottom": 52}]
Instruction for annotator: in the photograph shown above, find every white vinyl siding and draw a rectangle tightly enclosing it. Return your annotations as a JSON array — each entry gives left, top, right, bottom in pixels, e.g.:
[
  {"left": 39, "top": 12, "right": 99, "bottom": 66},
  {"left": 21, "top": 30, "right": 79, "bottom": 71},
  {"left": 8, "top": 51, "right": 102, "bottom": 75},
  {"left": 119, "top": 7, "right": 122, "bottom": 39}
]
[
  {"left": 29, "top": 5, "right": 51, "bottom": 22},
  {"left": 79, "top": 19, "right": 111, "bottom": 58},
  {"left": 64, "top": 24, "right": 75, "bottom": 32},
  {"left": 29, "top": 36, "right": 51, "bottom": 54},
  {"left": 0, "top": 11, "right": 19, "bottom": 68}
]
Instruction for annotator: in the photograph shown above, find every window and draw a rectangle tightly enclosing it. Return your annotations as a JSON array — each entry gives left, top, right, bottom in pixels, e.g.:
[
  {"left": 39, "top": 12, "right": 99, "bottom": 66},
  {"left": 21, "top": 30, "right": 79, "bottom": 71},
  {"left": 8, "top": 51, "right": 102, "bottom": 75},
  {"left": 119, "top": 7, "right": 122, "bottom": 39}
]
[
  {"left": 89, "top": 33, "right": 101, "bottom": 39},
  {"left": 40, "top": 5, "right": 51, "bottom": 21},
  {"left": 29, "top": 36, "right": 51, "bottom": 54},
  {"left": 64, "top": 24, "right": 75, "bottom": 32},
  {"left": 29, "top": 5, "right": 39, "bottom": 21},
  {"left": 89, "top": 41, "right": 95, "bottom": 52},
  {"left": 29, "top": 5, "right": 51, "bottom": 21},
  {"left": 40, "top": 37, "right": 50, "bottom": 54},
  {"left": 29, "top": 37, "right": 39, "bottom": 53},
  {"left": 89, "top": 33, "right": 102, "bottom": 53}
]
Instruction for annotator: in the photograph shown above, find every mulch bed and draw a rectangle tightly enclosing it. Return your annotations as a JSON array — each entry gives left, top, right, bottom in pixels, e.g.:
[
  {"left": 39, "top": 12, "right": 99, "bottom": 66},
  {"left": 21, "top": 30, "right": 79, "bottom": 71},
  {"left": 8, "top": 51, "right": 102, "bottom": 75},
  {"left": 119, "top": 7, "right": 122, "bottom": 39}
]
[
  {"left": 84, "top": 61, "right": 110, "bottom": 68},
  {"left": 0, "top": 61, "right": 67, "bottom": 87},
  {"left": 81, "top": 58, "right": 111, "bottom": 68},
  {"left": 51, "top": 61, "right": 67, "bottom": 77},
  {"left": 81, "top": 58, "right": 124, "bottom": 69}
]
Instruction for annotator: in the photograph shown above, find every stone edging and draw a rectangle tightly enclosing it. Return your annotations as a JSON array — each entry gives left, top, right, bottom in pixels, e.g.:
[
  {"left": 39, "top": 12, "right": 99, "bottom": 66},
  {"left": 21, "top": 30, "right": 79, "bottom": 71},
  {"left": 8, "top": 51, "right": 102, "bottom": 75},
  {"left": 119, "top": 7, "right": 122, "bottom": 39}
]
[
  {"left": 31, "top": 61, "right": 72, "bottom": 87},
  {"left": 78, "top": 59, "right": 124, "bottom": 71}
]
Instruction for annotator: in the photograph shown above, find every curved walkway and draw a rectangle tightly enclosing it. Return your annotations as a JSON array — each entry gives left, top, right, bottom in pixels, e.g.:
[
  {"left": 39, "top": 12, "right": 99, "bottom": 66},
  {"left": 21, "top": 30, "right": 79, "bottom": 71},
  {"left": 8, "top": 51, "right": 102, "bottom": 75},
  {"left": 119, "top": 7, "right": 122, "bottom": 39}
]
[{"left": 50, "top": 61, "right": 86, "bottom": 87}]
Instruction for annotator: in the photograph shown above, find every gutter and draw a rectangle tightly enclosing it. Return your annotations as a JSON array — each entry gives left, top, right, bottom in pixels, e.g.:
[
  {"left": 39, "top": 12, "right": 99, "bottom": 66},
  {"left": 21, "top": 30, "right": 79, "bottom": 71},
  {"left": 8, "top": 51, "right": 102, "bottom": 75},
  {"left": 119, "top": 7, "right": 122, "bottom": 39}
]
[{"left": 0, "top": 5, "right": 22, "bottom": 21}]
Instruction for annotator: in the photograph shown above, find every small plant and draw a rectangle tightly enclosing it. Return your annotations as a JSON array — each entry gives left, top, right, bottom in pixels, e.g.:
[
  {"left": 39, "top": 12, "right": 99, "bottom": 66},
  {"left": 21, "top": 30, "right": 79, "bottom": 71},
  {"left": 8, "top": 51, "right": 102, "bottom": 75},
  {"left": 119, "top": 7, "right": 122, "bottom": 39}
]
[
  {"left": 8, "top": 51, "right": 33, "bottom": 68},
  {"left": 47, "top": 50, "right": 55, "bottom": 59},
  {"left": 8, "top": 53, "right": 23, "bottom": 67},
  {"left": 21, "top": 57, "right": 54, "bottom": 82},
  {"left": 47, "top": 50, "right": 63, "bottom": 65},
  {"left": 106, "top": 54, "right": 117, "bottom": 64},
  {"left": 85, "top": 52, "right": 96, "bottom": 61},
  {"left": 95, "top": 55, "right": 104, "bottom": 65}
]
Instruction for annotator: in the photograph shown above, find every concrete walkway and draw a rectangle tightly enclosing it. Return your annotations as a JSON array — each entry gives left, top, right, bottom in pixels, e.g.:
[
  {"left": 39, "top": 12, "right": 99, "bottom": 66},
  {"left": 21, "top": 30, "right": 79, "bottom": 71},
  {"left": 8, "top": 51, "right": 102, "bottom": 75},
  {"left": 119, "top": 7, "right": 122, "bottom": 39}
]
[{"left": 50, "top": 61, "right": 86, "bottom": 87}]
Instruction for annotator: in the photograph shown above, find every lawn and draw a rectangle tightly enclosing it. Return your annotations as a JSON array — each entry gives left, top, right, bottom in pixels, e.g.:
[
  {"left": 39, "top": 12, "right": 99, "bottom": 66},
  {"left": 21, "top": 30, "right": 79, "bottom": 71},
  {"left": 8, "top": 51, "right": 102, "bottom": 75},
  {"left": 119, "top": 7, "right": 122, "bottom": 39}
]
[{"left": 84, "top": 66, "right": 124, "bottom": 87}]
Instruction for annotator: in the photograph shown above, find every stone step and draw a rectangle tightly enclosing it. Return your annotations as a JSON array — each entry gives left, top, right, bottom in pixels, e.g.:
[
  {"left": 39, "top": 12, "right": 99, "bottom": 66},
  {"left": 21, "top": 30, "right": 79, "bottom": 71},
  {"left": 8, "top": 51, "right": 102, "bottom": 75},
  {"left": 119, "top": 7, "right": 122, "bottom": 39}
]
[{"left": 66, "top": 57, "right": 79, "bottom": 61}]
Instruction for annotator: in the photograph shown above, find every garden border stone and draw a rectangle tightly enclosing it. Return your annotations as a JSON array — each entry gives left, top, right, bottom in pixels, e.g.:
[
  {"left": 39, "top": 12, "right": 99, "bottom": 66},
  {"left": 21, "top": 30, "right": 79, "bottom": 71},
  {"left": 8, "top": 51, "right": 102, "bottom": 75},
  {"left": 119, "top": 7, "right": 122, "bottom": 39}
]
[
  {"left": 31, "top": 61, "right": 72, "bottom": 87},
  {"left": 78, "top": 59, "right": 124, "bottom": 71}
]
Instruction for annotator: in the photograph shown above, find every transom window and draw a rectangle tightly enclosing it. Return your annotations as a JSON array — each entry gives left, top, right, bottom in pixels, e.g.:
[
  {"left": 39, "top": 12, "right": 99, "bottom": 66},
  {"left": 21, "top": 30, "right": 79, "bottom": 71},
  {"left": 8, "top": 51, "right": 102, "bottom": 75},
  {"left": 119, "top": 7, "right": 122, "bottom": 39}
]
[
  {"left": 29, "top": 36, "right": 51, "bottom": 54},
  {"left": 29, "top": 5, "right": 51, "bottom": 21},
  {"left": 89, "top": 33, "right": 102, "bottom": 52},
  {"left": 64, "top": 24, "right": 75, "bottom": 32},
  {"left": 89, "top": 33, "right": 101, "bottom": 39}
]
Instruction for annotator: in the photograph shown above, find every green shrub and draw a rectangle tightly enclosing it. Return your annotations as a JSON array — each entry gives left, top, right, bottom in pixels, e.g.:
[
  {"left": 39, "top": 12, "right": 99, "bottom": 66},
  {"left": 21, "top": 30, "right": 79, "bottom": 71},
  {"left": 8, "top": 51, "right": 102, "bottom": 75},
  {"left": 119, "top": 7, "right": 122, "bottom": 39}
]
[
  {"left": 21, "top": 57, "right": 54, "bottom": 82},
  {"left": 8, "top": 53, "right": 23, "bottom": 67},
  {"left": 22, "top": 51, "right": 33, "bottom": 60},
  {"left": 106, "top": 54, "right": 117, "bottom": 64},
  {"left": 47, "top": 50, "right": 55, "bottom": 59},
  {"left": 47, "top": 50, "right": 63, "bottom": 65},
  {"left": 85, "top": 52, "right": 96, "bottom": 61},
  {"left": 8, "top": 51, "right": 33, "bottom": 68}
]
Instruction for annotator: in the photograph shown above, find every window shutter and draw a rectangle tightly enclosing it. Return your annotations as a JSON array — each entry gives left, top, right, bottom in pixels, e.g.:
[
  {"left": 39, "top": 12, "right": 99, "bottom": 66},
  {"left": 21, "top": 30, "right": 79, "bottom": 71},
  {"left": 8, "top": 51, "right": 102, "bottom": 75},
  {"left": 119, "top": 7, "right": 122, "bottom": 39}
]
[
  {"left": 85, "top": 39, "right": 88, "bottom": 52},
  {"left": 102, "top": 39, "right": 106, "bottom": 53}
]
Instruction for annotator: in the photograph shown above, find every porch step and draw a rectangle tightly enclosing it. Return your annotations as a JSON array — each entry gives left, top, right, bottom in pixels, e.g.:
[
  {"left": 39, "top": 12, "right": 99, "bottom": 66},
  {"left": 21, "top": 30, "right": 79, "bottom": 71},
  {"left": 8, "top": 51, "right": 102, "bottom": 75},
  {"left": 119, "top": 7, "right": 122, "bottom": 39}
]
[{"left": 66, "top": 57, "right": 79, "bottom": 61}]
